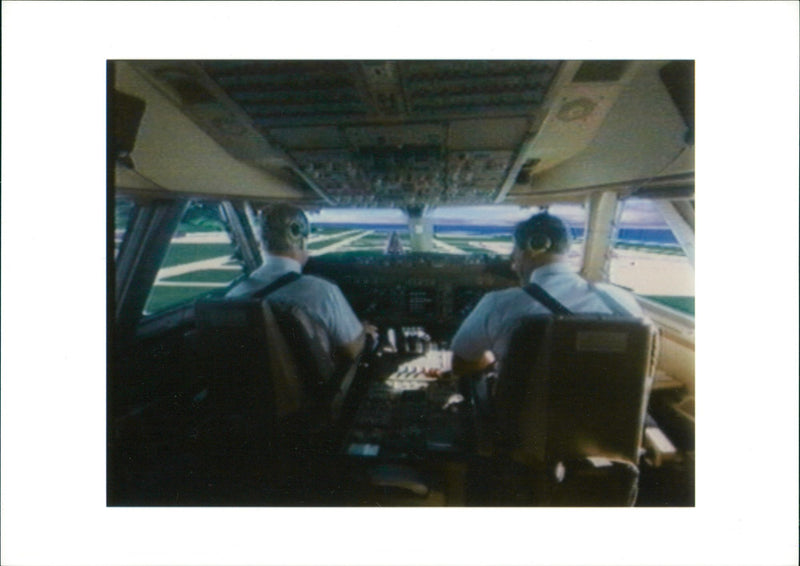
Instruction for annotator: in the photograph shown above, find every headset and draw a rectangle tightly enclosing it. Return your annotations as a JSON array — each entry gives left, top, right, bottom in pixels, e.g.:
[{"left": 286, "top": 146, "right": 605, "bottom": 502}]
[
  {"left": 514, "top": 212, "right": 570, "bottom": 254},
  {"left": 289, "top": 219, "right": 308, "bottom": 238},
  {"left": 288, "top": 217, "right": 310, "bottom": 249},
  {"left": 260, "top": 205, "right": 310, "bottom": 251},
  {"left": 514, "top": 224, "right": 553, "bottom": 254},
  {"left": 526, "top": 232, "right": 552, "bottom": 252}
]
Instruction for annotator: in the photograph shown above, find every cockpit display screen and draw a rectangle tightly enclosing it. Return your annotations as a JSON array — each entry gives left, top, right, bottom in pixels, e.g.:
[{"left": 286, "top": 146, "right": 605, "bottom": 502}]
[
  {"left": 453, "top": 286, "right": 486, "bottom": 320},
  {"left": 406, "top": 287, "right": 436, "bottom": 316}
]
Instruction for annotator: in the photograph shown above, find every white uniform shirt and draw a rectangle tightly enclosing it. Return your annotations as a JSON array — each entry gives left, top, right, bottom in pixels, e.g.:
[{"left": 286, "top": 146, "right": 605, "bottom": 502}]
[
  {"left": 450, "top": 262, "right": 643, "bottom": 362},
  {"left": 226, "top": 255, "right": 363, "bottom": 347}
]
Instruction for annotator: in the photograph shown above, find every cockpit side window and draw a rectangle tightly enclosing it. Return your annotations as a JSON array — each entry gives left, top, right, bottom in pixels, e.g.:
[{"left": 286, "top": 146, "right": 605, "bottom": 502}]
[
  {"left": 609, "top": 198, "right": 694, "bottom": 316},
  {"left": 142, "top": 200, "right": 245, "bottom": 316},
  {"left": 114, "top": 197, "right": 136, "bottom": 259}
]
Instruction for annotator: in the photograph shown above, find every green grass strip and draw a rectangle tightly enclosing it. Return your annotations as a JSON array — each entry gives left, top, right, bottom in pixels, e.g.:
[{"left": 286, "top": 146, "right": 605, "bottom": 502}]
[
  {"left": 162, "top": 269, "right": 243, "bottom": 283},
  {"left": 643, "top": 295, "right": 695, "bottom": 316},
  {"left": 160, "top": 243, "right": 236, "bottom": 268},
  {"left": 144, "top": 286, "right": 223, "bottom": 314}
]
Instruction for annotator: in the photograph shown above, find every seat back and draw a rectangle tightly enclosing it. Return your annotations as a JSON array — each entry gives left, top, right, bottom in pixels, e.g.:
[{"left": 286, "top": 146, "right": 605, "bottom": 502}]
[
  {"left": 269, "top": 302, "right": 337, "bottom": 403},
  {"left": 269, "top": 302, "right": 360, "bottom": 423},
  {"left": 192, "top": 298, "right": 294, "bottom": 458},
  {"left": 496, "top": 314, "right": 659, "bottom": 468},
  {"left": 193, "top": 295, "right": 353, "bottom": 444},
  {"left": 194, "top": 295, "right": 342, "bottom": 411},
  {"left": 171, "top": 297, "right": 333, "bottom": 500}
]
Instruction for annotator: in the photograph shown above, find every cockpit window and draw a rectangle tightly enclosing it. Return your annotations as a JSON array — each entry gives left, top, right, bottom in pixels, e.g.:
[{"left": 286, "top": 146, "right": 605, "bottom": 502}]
[
  {"left": 114, "top": 197, "right": 136, "bottom": 258},
  {"left": 307, "top": 203, "right": 587, "bottom": 268},
  {"left": 609, "top": 198, "right": 695, "bottom": 316},
  {"left": 143, "top": 200, "right": 245, "bottom": 315}
]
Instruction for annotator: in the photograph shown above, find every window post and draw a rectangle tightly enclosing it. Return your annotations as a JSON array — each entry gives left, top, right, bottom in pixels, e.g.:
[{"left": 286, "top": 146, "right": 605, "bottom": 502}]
[{"left": 581, "top": 191, "right": 620, "bottom": 283}]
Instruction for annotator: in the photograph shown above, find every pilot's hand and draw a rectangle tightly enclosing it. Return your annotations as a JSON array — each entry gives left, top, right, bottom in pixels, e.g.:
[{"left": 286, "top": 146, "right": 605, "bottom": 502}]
[
  {"left": 362, "top": 321, "right": 379, "bottom": 340},
  {"left": 423, "top": 368, "right": 454, "bottom": 380},
  {"left": 361, "top": 321, "right": 379, "bottom": 352}
]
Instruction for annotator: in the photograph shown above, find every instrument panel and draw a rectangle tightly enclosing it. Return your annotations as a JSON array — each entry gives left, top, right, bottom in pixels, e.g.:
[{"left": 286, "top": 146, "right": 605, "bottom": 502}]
[{"left": 304, "top": 253, "right": 517, "bottom": 337}]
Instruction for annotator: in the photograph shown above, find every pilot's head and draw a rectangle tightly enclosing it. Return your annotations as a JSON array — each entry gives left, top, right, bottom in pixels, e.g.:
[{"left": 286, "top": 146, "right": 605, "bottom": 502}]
[
  {"left": 260, "top": 203, "right": 311, "bottom": 264},
  {"left": 511, "top": 211, "right": 571, "bottom": 283}
]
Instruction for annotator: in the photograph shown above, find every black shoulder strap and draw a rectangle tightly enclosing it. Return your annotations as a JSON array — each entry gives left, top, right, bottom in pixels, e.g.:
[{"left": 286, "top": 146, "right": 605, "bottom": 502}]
[
  {"left": 523, "top": 283, "right": 573, "bottom": 315},
  {"left": 590, "top": 283, "right": 630, "bottom": 316},
  {"left": 251, "top": 271, "right": 302, "bottom": 300}
]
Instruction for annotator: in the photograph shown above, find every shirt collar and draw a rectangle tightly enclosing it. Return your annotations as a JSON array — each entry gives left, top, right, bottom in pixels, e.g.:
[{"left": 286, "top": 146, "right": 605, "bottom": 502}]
[
  {"left": 252, "top": 254, "right": 302, "bottom": 280},
  {"left": 528, "top": 261, "right": 573, "bottom": 284}
]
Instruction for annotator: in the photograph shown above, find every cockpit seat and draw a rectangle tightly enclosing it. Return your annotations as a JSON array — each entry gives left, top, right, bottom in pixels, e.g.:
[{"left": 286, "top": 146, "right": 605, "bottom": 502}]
[
  {"left": 186, "top": 295, "right": 350, "bottom": 499},
  {"left": 489, "top": 314, "right": 659, "bottom": 506},
  {"left": 269, "top": 301, "right": 337, "bottom": 406}
]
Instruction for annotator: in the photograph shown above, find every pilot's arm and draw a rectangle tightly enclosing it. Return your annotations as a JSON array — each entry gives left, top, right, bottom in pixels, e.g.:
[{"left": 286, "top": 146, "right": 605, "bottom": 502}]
[
  {"left": 338, "top": 332, "right": 366, "bottom": 361},
  {"left": 338, "top": 321, "right": 379, "bottom": 360},
  {"left": 325, "top": 284, "right": 369, "bottom": 361},
  {"left": 452, "top": 350, "right": 495, "bottom": 376},
  {"left": 450, "top": 294, "right": 497, "bottom": 375}
]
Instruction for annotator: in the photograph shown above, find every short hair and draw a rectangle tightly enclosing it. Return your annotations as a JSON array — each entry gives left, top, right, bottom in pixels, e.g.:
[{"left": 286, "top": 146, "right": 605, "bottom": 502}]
[
  {"left": 513, "top": 211, "right": 571, "bottom": 254},
  {"left": 260, "top": 203, "right": 310, "bottom": 252}
]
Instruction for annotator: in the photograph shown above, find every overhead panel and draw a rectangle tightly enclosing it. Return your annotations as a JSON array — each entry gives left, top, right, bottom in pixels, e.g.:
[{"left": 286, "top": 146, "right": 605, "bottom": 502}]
[
  {"left": 121, "top": 60, "right": 693, "bottom": 205},
  {"left": 115, "top": 61, "right": 305, "bottom": 199},
  {"left": 269, "top": 126, "right": 346, "bottom": 150},
  {"left": 200, "top": 60, "right": 561, "bottom": 207},
  {"left": 511, "top": 61, "right": 693, "bottom": 198},
  {"left": 447, "top": 117, "right": 530, "bottom": 150}
]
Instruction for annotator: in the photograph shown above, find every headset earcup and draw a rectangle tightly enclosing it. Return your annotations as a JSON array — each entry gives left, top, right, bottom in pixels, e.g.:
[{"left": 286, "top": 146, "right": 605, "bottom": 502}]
[{"left": 527, "top": 233, "right": 551, "bottom": 251}]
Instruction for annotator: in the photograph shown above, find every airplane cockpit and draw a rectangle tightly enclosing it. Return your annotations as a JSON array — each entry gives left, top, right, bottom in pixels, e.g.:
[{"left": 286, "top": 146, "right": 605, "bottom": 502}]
[{"left": 110, "top": 59, "right": 696, "bottom": 507}]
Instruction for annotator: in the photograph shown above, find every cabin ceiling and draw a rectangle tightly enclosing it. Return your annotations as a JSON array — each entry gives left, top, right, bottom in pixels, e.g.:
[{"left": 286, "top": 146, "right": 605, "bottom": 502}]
[{"left": 117, "top": 60, "right": 694, "bottom": 206}]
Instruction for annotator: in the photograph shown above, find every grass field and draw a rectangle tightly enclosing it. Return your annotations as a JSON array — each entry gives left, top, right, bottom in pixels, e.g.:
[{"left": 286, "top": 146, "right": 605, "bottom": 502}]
[
  {"left": 145, "top": 285, "right": 226, "bottom": 314},
  {"left": 643, "top": 296, "right": 695, "bottom": 315},
  {"left": 145, "top": 240, "right": 243, "bottom": 314},
  {"left": 160, "top": 243, "right": 239, "bottom": 267},
  {"left": 161, "top": 269, "right": 244, "bottom": 283}
]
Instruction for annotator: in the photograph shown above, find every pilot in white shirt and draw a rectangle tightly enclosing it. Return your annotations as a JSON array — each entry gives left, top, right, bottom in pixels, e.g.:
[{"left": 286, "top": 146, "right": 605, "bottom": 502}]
[
  {"left": 226, "top": 203, "right": 366, "bottom": 361},
  {"left": 450, "top": 212, "right": 643, "bottom": 375}
]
